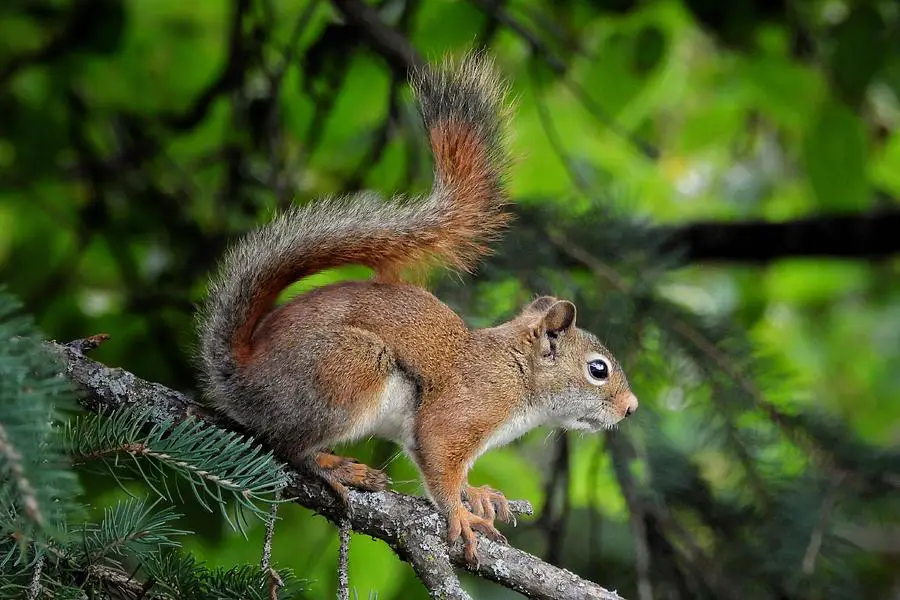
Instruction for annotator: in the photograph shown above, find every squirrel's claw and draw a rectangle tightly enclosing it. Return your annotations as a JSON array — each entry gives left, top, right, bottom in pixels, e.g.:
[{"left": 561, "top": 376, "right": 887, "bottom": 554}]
[
  {"left": 310, "top": 453, "right": 391, "bottom": 515},
  {"left": 463, "top": 484, "right": 514, "bottom": 527},
  {"left": 448, "top": 505, "right": 508, "bottom": 568}
]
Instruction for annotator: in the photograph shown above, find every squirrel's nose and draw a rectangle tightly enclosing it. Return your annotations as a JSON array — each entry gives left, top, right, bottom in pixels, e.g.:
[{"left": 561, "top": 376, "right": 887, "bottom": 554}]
[{"left": 617, "top": 392, "right": 639, "bottom": 418}]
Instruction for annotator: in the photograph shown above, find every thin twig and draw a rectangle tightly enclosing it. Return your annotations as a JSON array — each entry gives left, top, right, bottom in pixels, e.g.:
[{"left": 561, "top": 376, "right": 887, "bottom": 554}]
[
  {"left": 653, "top": 503, "right": 744, "bottom": 600},
  {"left": 606, "top": 435, "right": 654, "bottom": 600},
  {"left": 801, "top": 475, "right": 844, "bottom": 575},
  {"left": 86, "top": 564, "right": 147, "bottom": 598},
  {"left": 708, "top": 381, "right": 771, "bottom": 506},
  {"left": 72, "top": 443, "right": 252, "bottom": 495},
  {"left": 65, "top": 334, "right": 111, "bottom": 355},
  {"left": 472, "top": 0, "right": 659, "bottom": 159},
  {"left": 268, "top": 568, "right": 284, "bottom": 600},
  {"left": 265, "top": 0, "right": 322, "bottom": 208},
  {"left": 535, "top": 433, "right": 571, "bottom": 564},
  {"left": 162, "top": 0, "right": 253, "bottom": 130},
  {"left": 343, "top": 71, "right": 402, "bottom": 192},
  {"left": 337, "top": 518, "right": 351, "bottom": 600},
  {"left": 608, "top": 434, "right": 743, "bottom": 600},
  {"left": 0, "top": 3, "right": 95, "bottom": 87},
  {"left": 25, "top": 554, "right": 44, "bottom": 600},
  {"left": 260, "top": 495, "right": 280, "bottom": 572},
  {"left": 529, "top": 60, "right": 597, "bottom": 198},
  {"left": 339, "top": 0, "right": 419, "bottom": 193},
  {"left": 586, "top": 437, "right": 606, "bottom": 569},
  {"left": 545, "top": 230, "right": 632, "bottom": 292},
  {"left": 330, "top": 0, "right": 425, "bottom": 72}
]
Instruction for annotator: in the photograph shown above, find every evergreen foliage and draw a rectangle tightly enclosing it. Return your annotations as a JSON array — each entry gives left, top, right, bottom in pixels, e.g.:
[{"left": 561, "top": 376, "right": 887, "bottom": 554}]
[
  {"left": 144, "top": 552, "right": 305, "bottom": 600},
  {"left": 0, "top": 291, "right": 297, "bottom": 599},
  {"left": 66, "top": 407, "right": 289, "bottom": 532},
  {"left": 2, "top": 0, "right": 899, "bottom": 597},
  {"left": 0, "top": 290, "right": 81, "bottom": 542}
]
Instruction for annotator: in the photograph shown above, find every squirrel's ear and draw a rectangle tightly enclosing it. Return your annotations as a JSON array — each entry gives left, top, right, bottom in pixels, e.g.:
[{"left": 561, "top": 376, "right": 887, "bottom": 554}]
[
  {"left": 542, "top": 300, "right": 576, "bottom": 335},
  {"left": 524, "top": 295, "right": 558, "bottom": 314}
]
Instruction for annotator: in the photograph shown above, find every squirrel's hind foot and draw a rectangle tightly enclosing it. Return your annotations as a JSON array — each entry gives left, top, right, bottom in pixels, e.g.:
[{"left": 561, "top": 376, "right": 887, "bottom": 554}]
[
  {"left": 312, "top": 452, "right": 391, "bottom": 507},
  {"left": 448, "top": 504, "right": 508, "bottom": 568},
  {"left": 463, "top": 484, "right": 515, "bottom": 527}
]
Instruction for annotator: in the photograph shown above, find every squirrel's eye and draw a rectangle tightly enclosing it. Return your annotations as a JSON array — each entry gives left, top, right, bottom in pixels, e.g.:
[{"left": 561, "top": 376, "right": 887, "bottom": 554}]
[{"left": 587, "top": 358, "right": 610, "bottom": 382}]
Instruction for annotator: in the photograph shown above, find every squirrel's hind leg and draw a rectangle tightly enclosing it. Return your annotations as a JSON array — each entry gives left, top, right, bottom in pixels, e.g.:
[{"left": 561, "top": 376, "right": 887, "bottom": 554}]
[
  {"left": 307, "top": 452, "right": 390, "bottom": 505},
  {"left": 296, "top": 326, "right": 397, "bottom": 504}
]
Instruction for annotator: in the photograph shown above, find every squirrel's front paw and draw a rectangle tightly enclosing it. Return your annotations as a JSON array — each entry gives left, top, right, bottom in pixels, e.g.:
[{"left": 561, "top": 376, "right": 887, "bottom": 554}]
[
  {"left": 447, "top": 505, "right": 508, "bottom": 567},
  {"left": 463, "top": 484, "right": 515, "bottom": 527}
]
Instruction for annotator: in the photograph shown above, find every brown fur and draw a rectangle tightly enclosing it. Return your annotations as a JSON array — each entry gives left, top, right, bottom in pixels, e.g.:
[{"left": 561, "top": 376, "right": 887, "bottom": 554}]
[
  {"left": 313, "top": 452, "right": 390, "bottom": 502},
  {"left": 229, "top": 119, "right": 508, "bottom": 367},
  {"left": 197, "top": 53, "right": 638, "bottom": 566}
]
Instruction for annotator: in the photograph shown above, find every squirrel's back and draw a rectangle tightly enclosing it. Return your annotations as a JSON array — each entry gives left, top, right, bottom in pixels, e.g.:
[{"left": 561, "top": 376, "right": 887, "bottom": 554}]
[{"left": 197, "top": 53, "right": 513, "bottom": 401}]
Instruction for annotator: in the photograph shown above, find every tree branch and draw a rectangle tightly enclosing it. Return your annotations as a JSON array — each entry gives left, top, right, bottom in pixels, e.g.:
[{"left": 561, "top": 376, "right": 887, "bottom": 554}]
[
  {"left": 471, "top": 0, "right": 659, "bottom": 159},
  {"left": 330, "top": 0, "right": 425, "bottom": 72},
  {"left": 51, "top": 340, "right": 625, "bottom": 600},
  {"left": 522, "top": 204, "right": 900, "bottom": 263},
  {"left": 162, "top": 0, "right": 253, "bottom": 131},
  {"left": 662, "top": 210, "right": 900, "bottom": 262}
]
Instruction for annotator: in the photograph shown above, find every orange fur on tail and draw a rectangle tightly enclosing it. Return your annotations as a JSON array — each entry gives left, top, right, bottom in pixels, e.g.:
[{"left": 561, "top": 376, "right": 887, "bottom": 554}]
[{"left": 198, "top": 52, "right": 512, "bottom": 375}]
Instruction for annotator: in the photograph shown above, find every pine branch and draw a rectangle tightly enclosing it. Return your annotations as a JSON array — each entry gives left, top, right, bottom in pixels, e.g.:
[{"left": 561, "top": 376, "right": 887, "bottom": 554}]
[
  {"left": 0, "top": 297, "right": 295, "bottom": 600},
  {"left": 201, "top": 563, "right": 301, "bottom": 600},
  {"left": 82, "top": 533, "right": 303, "bottom": 600},
  {"left": 1, "top": 529, "right": 159, "bottom": 600},
  {"left": 65, "top": 406, "right": 288, "bottom": 530},
  {"left": 0, "top": 424, "right": 40, "bottom": 528},
  {"left": 0, "top": 291, "right": 81, "bottom": 539},
  {"left": 51, "top": 340, "right": 626, "bottom": 600},
  {"left": 71, "top": 498, "right": 187, "bottom": 567},
  {"left": 0, "top": 505, "right": 300, "bottom": 599}
]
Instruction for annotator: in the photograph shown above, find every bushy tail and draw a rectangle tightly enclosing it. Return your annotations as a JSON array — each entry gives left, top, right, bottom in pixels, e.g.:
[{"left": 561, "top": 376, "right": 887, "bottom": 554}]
[{"left": 198, "top": 52, "right": 512, "bottom": 388}]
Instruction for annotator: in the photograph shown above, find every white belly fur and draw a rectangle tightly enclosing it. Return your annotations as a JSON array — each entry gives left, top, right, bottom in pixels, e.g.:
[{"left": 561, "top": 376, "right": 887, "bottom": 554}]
[
  {"left": 368, "top": 371, "right": 418, "bottom": 448},
  {"left": 361, "top": 374, "right": 547, "bottom": 476},
  {"left": 467, "top": 405, "right": 547, "bottom": 470}
]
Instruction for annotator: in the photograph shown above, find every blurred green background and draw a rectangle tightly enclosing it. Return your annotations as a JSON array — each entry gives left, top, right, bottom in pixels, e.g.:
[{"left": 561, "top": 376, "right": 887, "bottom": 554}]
[{"left": 2, "top": 0, "right": 899, "bottom": 598}]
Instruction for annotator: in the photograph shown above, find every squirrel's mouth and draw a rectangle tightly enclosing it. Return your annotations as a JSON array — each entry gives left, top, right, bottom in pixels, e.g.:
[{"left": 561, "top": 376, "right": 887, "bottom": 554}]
[{"left": 576, "top": 416, "right": 611, "bottom": 431}]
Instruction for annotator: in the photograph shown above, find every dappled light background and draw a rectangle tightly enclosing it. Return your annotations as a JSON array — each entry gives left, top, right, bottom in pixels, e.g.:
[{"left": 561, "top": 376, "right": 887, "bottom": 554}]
[{"left": 2, "top": 0, "right": 899, "bottom": 598}]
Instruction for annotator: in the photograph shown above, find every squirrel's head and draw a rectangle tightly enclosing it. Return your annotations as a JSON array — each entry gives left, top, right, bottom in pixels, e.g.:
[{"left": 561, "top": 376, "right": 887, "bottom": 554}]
[{"left": 517, "top": 296, "right": 638, "bottom": 431}]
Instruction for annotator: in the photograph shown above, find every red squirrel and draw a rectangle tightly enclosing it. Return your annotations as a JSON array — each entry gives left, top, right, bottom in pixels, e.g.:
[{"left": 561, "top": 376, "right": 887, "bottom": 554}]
[{"left": 197, "top": 53, "right": 638, "bottom": 564}]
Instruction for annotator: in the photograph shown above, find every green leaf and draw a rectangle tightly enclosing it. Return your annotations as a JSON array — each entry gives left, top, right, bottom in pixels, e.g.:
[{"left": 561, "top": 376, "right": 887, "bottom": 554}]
[
  {"left": 741, "top": 56, "right": 825, "bottom": 133},
  {"left": 802, "top": 100, "right": 870, "bottom": 210},
  {"left": 633, "top": 25, "right": 666, "bottom": 75},
  {"left": 829, "top": 5, "right": 888, "bottom": 107}
]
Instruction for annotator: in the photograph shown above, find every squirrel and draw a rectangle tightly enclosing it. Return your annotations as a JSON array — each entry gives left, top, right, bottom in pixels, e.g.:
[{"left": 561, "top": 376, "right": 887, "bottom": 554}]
[{"left": 197, "top": 52, "right": 638, "bottom": 565}]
